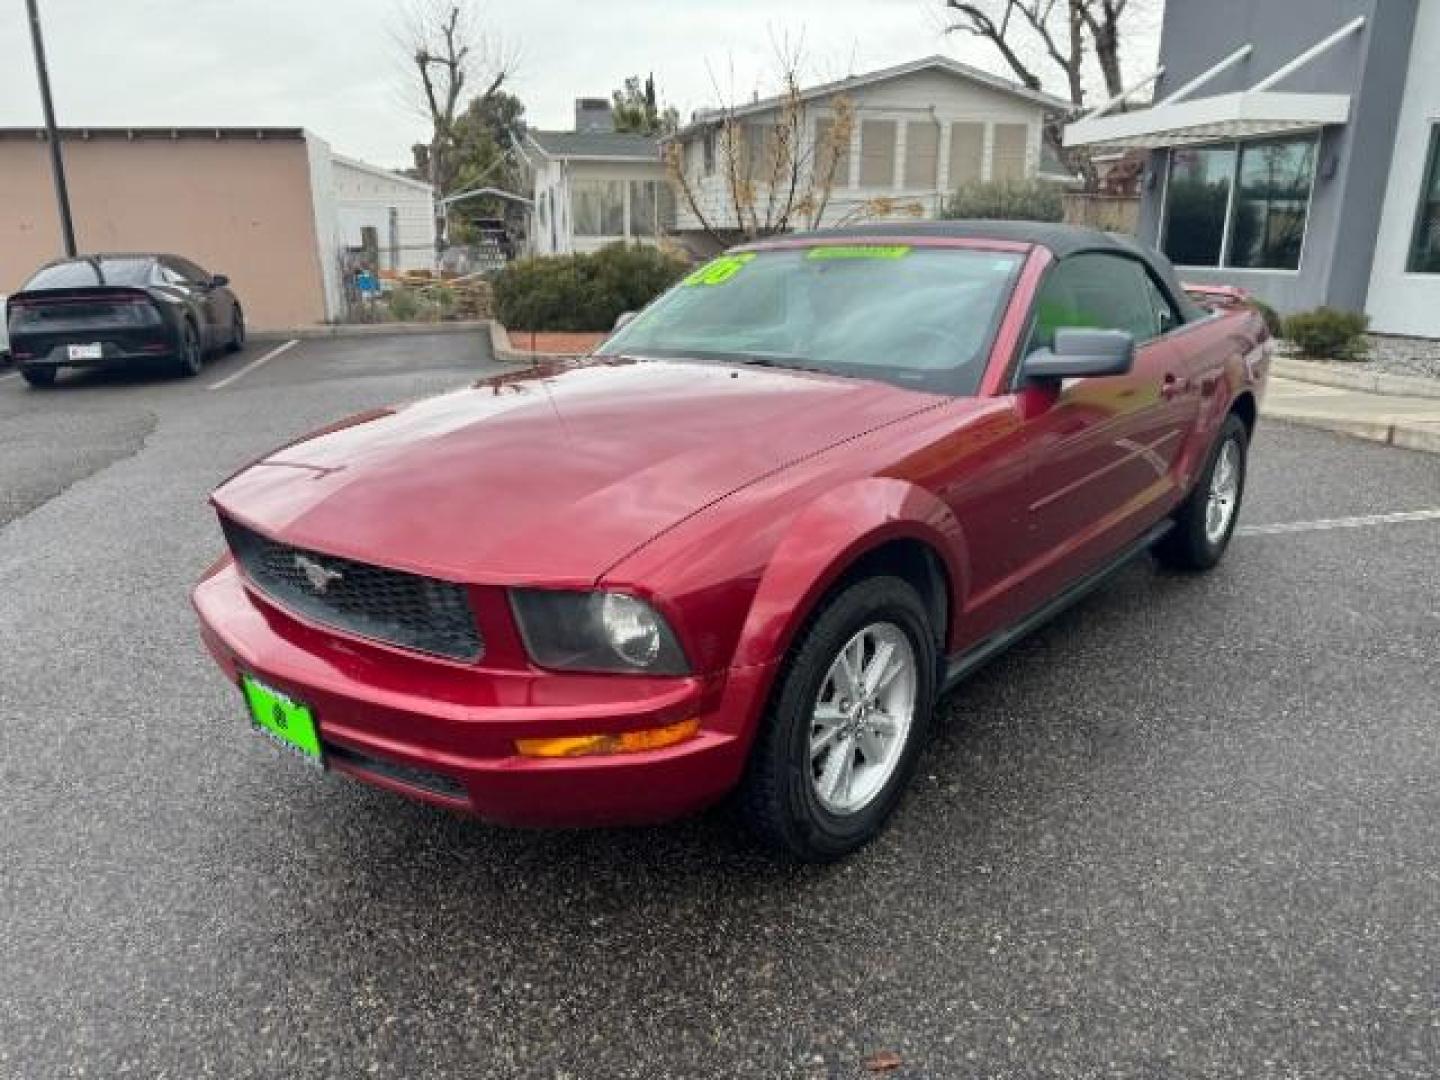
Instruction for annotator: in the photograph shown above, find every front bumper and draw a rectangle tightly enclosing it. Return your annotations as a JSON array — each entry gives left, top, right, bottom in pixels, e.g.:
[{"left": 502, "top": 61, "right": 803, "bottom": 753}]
[{"left": 192, "top": 560, "right": 770, "bottom": 826}]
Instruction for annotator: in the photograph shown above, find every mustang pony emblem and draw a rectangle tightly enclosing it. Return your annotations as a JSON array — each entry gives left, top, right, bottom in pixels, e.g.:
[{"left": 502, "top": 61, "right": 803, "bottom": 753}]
[{"left": 294, "top": 554, "right": 343, "bottom": 594}]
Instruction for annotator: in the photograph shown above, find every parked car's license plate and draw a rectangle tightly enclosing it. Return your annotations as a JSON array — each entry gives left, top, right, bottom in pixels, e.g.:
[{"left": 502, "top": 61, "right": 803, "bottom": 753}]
[
  {"left": 67, "top": 343, "right": 102, "bottom": 360},
  {"left": 241, "top": 674, "right": 323, "bottom": 768}
]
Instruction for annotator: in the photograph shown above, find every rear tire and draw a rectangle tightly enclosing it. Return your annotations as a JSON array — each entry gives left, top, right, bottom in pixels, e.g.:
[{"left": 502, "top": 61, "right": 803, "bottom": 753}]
[
  {"left": 1154, "top": 413, "right": 1248, "bottom": 571},
  {"left": 738, "top": 576, "right": 936, "bottom": 862},
  {"left": 21, "top": 367, "right": 56, "bottom": 388},
  {"left": 175, "top": 322, "right": 203, "bottom": 377}
]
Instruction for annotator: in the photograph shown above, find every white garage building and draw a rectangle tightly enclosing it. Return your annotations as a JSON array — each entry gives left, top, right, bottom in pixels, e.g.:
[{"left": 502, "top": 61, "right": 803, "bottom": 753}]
[{"left": 328, "top": 153, "right": 437, "bottom": 273}]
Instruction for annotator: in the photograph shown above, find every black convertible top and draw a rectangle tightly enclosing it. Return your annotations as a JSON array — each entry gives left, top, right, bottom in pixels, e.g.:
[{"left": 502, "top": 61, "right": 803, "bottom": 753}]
[{"left": 785, "top": 220, "right": 1207, "bottom": 323}]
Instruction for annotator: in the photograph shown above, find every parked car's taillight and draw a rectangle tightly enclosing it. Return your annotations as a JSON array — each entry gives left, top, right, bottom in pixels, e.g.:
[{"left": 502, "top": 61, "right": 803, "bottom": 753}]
[{"left": 111, "top": 296, "right": 162, "bottom": 326}]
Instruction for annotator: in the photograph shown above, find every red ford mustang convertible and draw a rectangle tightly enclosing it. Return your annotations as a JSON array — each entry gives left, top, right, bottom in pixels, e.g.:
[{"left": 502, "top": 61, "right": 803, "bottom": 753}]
[{"left": 194, "top": 223, "right": 1270, "bottom": 860}]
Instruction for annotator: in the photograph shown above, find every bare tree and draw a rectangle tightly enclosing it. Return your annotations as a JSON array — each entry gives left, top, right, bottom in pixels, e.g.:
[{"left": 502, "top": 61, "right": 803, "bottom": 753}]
[
  {"left": 666, "top": 47, "right": 917, "bottom": 245},
  {"left": 942, "top": 0, "right": 1150, "bottom": 185},
  {"left": 1077, "top": 0, "right": 1132, "bottom": 99},
  {"left": 396, "top": 1, "right": 516, "bottom": 241},
  {"left": 947, "top": 1, "right": 1084, "bottom": 103}
]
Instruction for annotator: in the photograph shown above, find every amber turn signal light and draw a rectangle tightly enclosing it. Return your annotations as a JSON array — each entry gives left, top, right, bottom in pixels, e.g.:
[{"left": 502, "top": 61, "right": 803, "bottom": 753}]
[{"left": 515, "top": 718, "right": 701, "bottom": 759}]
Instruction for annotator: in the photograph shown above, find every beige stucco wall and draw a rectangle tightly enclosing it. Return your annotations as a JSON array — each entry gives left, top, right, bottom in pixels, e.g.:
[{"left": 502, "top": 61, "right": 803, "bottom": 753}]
[{"left": 0, "top": 135, "right": 327, "bottom": 329}]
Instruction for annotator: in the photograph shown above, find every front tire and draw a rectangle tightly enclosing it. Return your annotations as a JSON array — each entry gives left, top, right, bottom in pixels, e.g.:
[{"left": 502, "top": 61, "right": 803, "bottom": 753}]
[
  {"left": 738, "top": 576, "right": 936, "bottom": 862},
  {"left": 1155, "top": 413, "right": 1248, "bottom": 571},
  {"left": 21, "top": 367, "right": 57, "bottom": 388},
  {"left": 227, "top": 305, "right": 246, "bottom": 353}
]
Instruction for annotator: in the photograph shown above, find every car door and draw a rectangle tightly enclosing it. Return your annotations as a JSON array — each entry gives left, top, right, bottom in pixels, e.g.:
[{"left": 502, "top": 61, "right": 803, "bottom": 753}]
[{"left": 1008, "top": 252, "right": 1196, "bottom": 604}]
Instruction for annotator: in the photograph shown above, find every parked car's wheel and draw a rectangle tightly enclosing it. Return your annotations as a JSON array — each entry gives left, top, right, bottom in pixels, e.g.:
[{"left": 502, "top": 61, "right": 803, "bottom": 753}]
[
  {"left": 175, "top": 322, "right": 203, "bottom": 377},
  {"left": 227, "top": 305, "right": 246, "bottom": 353},
  {"left": 738, "top": 575, "right": 936, "bottom": 861},
  {"left": 1155, "top": 412, "right": 1249, "bottom": 571},
  {"left": 20, "top": 367, "right": 56, "bottom": 388}
]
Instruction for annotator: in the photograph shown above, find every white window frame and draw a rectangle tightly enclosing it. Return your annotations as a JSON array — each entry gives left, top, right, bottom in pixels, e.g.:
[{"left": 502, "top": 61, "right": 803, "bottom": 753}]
[{"left": 1159, "top": 132, "right": 1320, "bottom": 274}]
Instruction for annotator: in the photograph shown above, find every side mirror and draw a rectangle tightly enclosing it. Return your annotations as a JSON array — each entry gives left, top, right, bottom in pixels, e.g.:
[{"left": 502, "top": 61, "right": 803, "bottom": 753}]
[
  {"left": 613, "top": 310, "right": 637, "bottom": 331},
  {"left": 1022, "top": 328, "right": 1134, "bottom": 381},
  {"left": 209, "top": 274, "right": 230, "bottom": 289}
]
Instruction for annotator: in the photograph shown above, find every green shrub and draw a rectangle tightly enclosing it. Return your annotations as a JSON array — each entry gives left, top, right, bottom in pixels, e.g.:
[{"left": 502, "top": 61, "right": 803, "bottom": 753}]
[
  {"left": 1248, "top": 298, "right": 1284, "bottom": 339},
  {"left": 1284, "top": 307, "right": 1370, "bottom": 361},
  {"left": 494, "top": 243, "right": 689, "bottom": 332},
  {"left": 387, "top": 288, "right": 421, "bottom": 322},
  {"left": 942, "top": 179, "right": 1064, "bottom": 223}
]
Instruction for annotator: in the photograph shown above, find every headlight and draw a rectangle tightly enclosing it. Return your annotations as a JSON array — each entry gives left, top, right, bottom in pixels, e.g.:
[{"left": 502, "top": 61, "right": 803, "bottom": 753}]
[{"left": 509, "top": 590, "right": 690, "bottom": 675}]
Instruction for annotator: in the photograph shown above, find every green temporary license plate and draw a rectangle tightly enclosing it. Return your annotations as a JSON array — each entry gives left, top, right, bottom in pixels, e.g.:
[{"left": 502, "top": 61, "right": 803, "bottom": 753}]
[{"left": 241, "top": 674, "right": 323, "bottom": 768}]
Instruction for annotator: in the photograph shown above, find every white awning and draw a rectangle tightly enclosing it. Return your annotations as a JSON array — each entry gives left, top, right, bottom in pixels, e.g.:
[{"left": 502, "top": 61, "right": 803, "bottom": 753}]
[
  {"left": 1065, "top": 90, "right": 1351, "bottom": 150},
  {"left": 1065, "top": 16, "right": 1363, "bottom": 151}
]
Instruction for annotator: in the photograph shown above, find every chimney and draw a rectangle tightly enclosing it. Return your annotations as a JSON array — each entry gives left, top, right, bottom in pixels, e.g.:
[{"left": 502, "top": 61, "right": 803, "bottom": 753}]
[{"left": 574, "top": 98, "right": 614, "bottom": 134}]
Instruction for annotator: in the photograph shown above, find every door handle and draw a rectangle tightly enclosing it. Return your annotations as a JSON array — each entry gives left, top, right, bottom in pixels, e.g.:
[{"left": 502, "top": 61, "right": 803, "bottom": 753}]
[{"left": 1160, "top": 373, "right": 1188, "bottom": 399}]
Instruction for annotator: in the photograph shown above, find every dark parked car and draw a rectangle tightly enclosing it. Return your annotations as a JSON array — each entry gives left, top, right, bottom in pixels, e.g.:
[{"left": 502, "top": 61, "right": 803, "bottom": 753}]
[{"left": 5, "top": 254, "right": 244, "bottom": 386}]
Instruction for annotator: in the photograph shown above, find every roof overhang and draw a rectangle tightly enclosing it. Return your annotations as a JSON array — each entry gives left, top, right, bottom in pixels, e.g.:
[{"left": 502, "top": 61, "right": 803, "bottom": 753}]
[{"left": 1064, "top": 90, "right": 1350, "bottom": 150}]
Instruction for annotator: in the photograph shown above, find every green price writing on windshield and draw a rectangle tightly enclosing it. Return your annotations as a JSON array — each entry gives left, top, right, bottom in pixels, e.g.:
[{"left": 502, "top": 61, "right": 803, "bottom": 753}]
[
  {"left": 683, "top": 253, "right": 756, "bottom": 287},
  {"left": 806, "top": 245, "right": 912, "bottom": 261}
]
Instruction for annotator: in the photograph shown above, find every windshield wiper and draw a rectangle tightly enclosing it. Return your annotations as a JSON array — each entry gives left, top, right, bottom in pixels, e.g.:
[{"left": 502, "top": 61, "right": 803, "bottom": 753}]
[{"left": 721, "top": 352, "right": 829, "bottom": 374}]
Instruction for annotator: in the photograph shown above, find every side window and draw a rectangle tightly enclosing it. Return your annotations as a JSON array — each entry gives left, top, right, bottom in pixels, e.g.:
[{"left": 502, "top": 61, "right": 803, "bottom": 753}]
[
  {"left": 1028, "top": 253, "right": 1161, "bottom": 353},
  {"left": 172, "top": 257, "right": 209, "bottom": 284},
  {"left": 155, "top": 261, "right": 187, "bottom": 286},
  {"left": 1143, "top": 273, "right": 1181, "bottom": 336}
]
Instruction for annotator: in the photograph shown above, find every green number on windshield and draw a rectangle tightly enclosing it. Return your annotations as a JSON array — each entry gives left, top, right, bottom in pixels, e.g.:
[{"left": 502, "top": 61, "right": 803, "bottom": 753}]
[{"left": 683, "top": 253, "right": 756, "bottom": 287}]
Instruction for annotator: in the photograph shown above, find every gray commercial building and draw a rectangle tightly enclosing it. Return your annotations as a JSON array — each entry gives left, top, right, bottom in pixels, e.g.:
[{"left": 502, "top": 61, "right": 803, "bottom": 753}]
[{"left": 1066, "top": 0, "right": 1440, "bottom": 337}]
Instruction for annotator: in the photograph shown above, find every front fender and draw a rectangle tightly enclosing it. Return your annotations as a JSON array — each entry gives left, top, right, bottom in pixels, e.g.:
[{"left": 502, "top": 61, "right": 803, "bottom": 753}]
[{"left": 731, "top": 477, "right": 968, "bottom": 669}]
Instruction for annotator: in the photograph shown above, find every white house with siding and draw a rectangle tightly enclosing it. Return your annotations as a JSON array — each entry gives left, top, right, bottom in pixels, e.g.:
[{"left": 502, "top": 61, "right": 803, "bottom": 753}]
[
  {"left": 520, "top": 99, "right": 673, "bottom": 256},
  {"left": 329, "top": 153, "right": 436, "bottom": 272},
  {"left": 668, "top": 55, "right": 1073, "bottom": 239}
]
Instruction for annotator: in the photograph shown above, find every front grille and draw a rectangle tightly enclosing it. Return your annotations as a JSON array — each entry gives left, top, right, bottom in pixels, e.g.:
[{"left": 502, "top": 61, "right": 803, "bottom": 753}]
[
  {"left": 222, "top": 519, "right": 483, "bottom": 662},
  {"left": 325, "top": 743, "right": 470, "bottom": 801}
]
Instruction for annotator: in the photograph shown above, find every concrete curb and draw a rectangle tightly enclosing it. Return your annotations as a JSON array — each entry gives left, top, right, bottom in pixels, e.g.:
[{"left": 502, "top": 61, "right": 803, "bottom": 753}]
[
  {"left": 1272, "top": 357, "right": 1440, "bottom": 400},
  {"left": 250, "top": 321, "right": 493, "bottom": 341},
  {"left": 487, "top": 321, "right": 589, "bottom": 367},
  {"left": 1265, "top": 406, "right": 1440, "bottom": 455}
]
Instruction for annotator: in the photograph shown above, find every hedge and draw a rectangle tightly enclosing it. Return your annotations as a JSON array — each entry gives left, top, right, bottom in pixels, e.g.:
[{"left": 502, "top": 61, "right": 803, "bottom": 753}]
[
  {"left": 1284, "top": 307, "right": 1370, "bottom": 361},
  {"left": 494, "top": 243, "right": 689, "bottom": 332},
  {"left": 941, "top": 179, "right": 1065, "bottom": 223}
]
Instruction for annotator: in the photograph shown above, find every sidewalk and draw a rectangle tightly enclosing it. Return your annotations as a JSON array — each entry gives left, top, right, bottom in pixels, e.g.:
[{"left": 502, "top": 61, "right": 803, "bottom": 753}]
[{"left": 1264, "top": 376, "right": 1440, "bottom": 455}]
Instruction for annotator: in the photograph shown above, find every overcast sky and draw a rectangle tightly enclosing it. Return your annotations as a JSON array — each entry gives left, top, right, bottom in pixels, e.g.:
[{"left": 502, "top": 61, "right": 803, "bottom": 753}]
[{"left": 1, "top": 0, "right": 1160, "bottom": 169}]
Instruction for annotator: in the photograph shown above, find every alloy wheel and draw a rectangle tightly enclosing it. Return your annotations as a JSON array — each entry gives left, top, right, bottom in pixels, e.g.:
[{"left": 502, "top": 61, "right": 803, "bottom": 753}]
[
  {"left": 1205, "top": 438, "right": 1241, "bottom": 544},
  {"left": 809, "top": 622, "right": 917, "bottom": 816}
]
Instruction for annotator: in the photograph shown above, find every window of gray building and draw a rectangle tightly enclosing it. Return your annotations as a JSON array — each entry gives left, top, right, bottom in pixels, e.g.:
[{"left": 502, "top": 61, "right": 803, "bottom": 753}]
[
  {"left": 1162, "top": 145, "right": 1236, "bottom": 267},
  {"left": 1161, "top": 134, "right": 1318, "bottom": 271},
  {"left": 1407, "top": 125, "right": 1440, "bottom": 274},
  {"left": 904, "top": 121, "right": 940, "bottom": 190},
  {"left": 572, "top": 179, "right": 625, "bottom": 237},
  {"left": 814, "top": 118, "right": 851, "bottom": 189},
  {"left": 860, "top": 120, "right": 897, "bottom": 187},
  {"left": 992, "top": 124, "right": 1029, "bottom": 183},
  {"left": 948, "top": 122, "right": 984, "bottom": 186}
]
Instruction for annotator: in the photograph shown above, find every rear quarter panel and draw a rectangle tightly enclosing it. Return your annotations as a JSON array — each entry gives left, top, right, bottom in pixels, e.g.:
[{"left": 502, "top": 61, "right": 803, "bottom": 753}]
[{"left": 1167, "top": 305, "right": 1270, "bottom": 485}]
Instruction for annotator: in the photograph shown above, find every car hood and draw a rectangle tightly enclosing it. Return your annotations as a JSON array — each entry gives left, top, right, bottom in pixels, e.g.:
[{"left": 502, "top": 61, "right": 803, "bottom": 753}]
[{"left": 212, "top": 359, "right": 944, "bottom": 584}]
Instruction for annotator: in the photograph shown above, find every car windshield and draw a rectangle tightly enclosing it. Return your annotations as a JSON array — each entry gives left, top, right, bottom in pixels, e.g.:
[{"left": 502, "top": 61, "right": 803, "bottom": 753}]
[
  {"left": 23, "top": 257, "right": 154, "bottom": 290},
  {"left": 599, "top": 245, "right": 1024, "bottom": 394}
]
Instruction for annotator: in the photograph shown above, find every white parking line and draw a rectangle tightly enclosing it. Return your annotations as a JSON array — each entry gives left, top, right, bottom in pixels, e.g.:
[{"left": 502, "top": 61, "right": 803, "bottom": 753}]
[
  {"left": 1239, "top": 508, "right": 1440, "bottom": 536},
  {"left": 0, "top": 370, "right": 20, "bottom": 382},
  {"left": 207, "top": 339, "right": 298, "bottom": 391}
]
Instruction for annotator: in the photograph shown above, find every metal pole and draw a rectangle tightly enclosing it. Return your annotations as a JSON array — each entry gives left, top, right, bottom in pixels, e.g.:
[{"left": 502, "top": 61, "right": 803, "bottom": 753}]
[{"left": 25, "top": 0, "right": 77, "bottom": 256}]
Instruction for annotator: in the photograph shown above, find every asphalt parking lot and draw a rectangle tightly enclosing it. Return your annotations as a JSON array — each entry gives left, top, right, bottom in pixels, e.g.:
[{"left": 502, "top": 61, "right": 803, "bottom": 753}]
[{"left": 1, "top": 334, "right": 1437, "bottom": 1079}]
